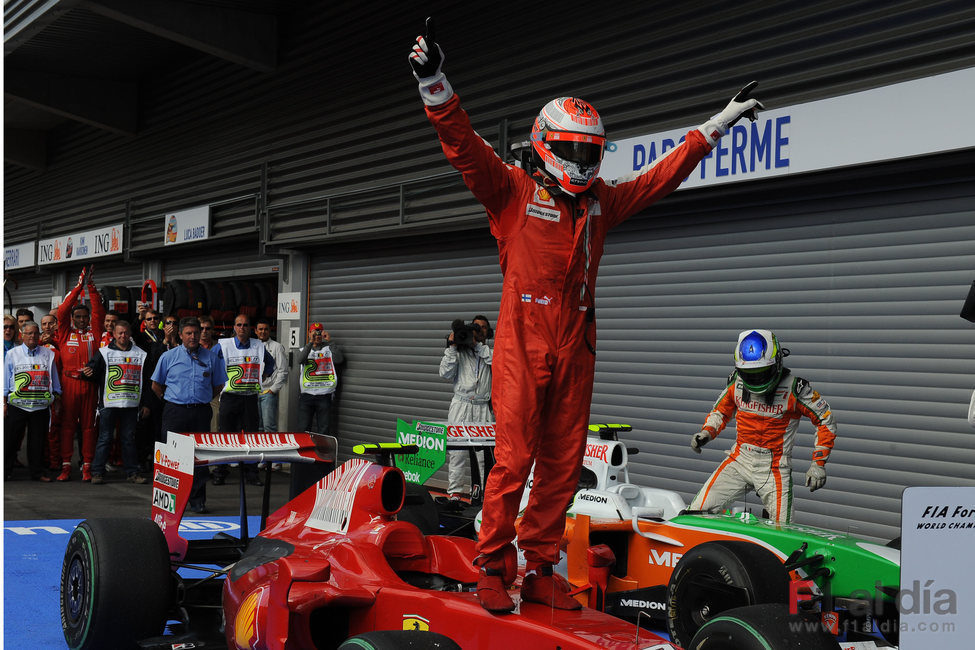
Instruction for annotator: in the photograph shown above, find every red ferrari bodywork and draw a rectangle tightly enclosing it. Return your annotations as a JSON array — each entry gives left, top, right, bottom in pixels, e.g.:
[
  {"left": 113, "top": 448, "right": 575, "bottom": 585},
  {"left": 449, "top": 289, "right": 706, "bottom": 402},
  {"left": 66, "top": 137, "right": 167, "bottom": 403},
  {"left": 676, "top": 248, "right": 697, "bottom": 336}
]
[{"left": 151, "top": 434, "right": 679, "bottom": 649}]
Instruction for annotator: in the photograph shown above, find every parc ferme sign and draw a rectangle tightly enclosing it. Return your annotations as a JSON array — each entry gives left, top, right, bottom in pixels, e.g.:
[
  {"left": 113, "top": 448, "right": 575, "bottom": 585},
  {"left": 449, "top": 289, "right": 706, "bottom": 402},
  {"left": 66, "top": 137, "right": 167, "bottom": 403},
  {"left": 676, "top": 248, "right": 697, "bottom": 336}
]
[
  {"left": 598, "top": 67, "right": 975, "bottom": 188},
  {"left": 163, "top": 205, "right": 210, "bottom": 246},
  {"left": 37, "top": 224, "right": 123, "bottom": 265}
]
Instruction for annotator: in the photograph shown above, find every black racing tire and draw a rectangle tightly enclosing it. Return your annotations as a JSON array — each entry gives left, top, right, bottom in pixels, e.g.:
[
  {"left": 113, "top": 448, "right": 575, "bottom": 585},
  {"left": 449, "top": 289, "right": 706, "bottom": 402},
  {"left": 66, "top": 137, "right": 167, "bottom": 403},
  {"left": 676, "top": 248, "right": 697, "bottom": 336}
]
[
  {"left": 688, "top": 603, "right": 840, "bottom": 650},
  {"left": 60, "top": 518, "right": 172, "bottom": 650},
  {"left": 338, "top": 630, "right": 462, "bottom": 649},
  {"left": 667, "top": 540, "right": 789, "bottom": 648}
]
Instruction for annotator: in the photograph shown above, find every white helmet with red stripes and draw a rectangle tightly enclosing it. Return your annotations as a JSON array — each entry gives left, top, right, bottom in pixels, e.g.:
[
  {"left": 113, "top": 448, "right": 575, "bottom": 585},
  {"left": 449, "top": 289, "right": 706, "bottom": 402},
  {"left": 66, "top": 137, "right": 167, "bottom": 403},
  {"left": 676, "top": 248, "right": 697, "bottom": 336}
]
[{"left": 530, "top": 97, "right": 606, "bottom": 195}]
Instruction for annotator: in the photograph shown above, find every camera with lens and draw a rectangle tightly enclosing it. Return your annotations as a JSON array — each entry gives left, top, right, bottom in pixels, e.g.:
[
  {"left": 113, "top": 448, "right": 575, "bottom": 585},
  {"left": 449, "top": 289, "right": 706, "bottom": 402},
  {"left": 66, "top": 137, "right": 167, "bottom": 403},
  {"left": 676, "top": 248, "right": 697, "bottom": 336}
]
[{"left": 450, "top": 318, "right": 479, "bottom": 350}]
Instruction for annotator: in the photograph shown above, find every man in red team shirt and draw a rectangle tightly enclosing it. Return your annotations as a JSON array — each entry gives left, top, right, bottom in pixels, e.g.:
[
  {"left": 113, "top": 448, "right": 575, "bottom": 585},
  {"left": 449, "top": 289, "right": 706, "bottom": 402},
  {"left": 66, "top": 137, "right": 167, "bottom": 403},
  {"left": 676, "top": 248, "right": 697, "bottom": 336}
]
[
  {"left": 39, "top": 313, "right": 63, "bottom": 470},
  {"left": 55, "top": 267, "right": 105, "bottom": 481}
]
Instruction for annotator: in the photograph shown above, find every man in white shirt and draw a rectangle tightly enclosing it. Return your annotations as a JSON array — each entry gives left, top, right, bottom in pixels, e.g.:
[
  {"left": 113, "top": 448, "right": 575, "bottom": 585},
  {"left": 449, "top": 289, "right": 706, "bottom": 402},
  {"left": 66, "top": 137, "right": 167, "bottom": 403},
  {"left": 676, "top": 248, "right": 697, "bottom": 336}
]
[{"left": 255, "top": 317, "right": 289, "bottom": 433}]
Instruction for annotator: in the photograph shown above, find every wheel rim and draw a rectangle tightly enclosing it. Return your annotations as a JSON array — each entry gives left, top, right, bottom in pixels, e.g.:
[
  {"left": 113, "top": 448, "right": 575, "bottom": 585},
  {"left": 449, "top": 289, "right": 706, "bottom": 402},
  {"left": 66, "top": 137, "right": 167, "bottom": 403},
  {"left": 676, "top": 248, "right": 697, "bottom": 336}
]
[
  {"left": 683, "top": 579, "right": 751, "bottom": 631},
  {"left": 66, "top": 552, "right": 89, "bottom": 623}
]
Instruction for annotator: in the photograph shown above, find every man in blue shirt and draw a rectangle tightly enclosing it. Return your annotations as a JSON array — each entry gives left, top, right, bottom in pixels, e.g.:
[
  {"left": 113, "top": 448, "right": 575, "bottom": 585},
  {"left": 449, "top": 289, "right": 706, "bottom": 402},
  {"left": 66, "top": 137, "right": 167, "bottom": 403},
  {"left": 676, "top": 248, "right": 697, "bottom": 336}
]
[{"left": 151, "top": 316, "right": 227, "bottom": 513}]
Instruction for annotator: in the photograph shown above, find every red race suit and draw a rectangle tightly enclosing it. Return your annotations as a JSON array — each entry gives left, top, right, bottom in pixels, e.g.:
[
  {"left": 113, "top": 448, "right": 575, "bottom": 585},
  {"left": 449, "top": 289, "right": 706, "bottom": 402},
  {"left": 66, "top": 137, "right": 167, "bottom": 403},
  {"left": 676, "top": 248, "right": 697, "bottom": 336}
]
[
  {"left": 56, "top": 282, "right": 105, "bottom": 465},
  {"left": 425, "top": 94, "right": 711, "bottom": 564},
  {"left": 42, "top": 341, "right": 62, "bottom": 469}
]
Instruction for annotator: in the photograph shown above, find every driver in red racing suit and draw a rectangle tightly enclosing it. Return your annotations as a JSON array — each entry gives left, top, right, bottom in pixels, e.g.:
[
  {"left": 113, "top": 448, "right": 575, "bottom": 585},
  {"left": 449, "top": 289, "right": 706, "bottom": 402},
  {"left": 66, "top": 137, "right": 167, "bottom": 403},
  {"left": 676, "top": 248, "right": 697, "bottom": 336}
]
[
  {"left": 55, "top": 268, "right": 105, "bottom": 481},
  {"left": 410, "top": 23, "right": 764, "bottom": 612}
]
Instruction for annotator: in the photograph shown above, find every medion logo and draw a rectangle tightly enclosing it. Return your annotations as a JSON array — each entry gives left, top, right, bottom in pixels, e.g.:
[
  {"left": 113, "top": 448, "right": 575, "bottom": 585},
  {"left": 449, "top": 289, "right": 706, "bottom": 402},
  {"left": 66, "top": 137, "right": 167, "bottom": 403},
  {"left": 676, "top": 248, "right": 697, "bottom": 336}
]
[
  {"left": 577, "top": 493, "right": 608, "bottom": 504},
  {"left": 647, "top": 550, "right": 683, "bottom": 567},
  {"left": 619, "top": 598, "right": 666, "bottom": 610}
]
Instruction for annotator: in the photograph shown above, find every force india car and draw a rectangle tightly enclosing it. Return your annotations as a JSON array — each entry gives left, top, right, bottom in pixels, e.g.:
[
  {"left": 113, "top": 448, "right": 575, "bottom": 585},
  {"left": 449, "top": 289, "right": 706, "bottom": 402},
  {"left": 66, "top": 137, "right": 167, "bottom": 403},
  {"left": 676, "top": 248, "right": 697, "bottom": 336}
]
[
  {"left": 60, "top": 431, "right": 687, "bottom": 650},
  {"left": 559, "top": 424, "right": 902, "bottom": 649}
]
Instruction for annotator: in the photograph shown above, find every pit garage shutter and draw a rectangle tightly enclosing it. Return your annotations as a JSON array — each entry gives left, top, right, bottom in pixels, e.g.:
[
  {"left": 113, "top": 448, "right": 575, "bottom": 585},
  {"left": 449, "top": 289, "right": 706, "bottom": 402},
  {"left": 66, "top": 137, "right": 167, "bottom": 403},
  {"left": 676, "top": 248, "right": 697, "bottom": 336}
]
[
  {"left": 307, "top": 230, "right": 503, "bottom": 489},
  {"left": 62, "top": 261, "right": 145, "bottom": 289},
  {"left": 5, "top": 271, "right": 54, "bottom": 314},
  {"left": 309, "top": 151, "right": 975, "bottom": 541},
  {"left": 162, "top": 250, "right": 281, "bottom": 281}
]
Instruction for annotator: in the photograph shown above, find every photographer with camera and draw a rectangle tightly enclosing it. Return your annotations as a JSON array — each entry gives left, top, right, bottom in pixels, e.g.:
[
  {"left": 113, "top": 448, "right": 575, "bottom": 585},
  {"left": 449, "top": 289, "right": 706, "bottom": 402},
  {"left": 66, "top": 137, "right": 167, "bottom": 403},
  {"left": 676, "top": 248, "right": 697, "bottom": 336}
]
[{"left": 439, "top": 315, "right": 494, "bottom": 502}]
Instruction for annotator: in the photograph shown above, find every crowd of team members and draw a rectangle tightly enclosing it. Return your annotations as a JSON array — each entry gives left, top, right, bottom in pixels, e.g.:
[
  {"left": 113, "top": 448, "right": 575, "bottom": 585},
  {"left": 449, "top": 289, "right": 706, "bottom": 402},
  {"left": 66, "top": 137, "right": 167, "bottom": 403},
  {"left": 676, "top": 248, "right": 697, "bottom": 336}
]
[{"left": 3, "top": 269, "right": 343, "bottom": 498}]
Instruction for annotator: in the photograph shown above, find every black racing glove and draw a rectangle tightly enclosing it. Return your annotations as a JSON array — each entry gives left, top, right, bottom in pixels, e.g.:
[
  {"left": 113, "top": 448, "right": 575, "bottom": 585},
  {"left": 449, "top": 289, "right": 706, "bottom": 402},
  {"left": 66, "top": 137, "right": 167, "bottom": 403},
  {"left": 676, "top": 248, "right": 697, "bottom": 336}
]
[
  {"left": 409, "top": 17, "right": 443, "bottom": 79},
  {"left": 408, "top": 17, "right": 453, "bottom": 106},
  {"left": 698, "top": 81, "right": 766, "bottom": 146}
]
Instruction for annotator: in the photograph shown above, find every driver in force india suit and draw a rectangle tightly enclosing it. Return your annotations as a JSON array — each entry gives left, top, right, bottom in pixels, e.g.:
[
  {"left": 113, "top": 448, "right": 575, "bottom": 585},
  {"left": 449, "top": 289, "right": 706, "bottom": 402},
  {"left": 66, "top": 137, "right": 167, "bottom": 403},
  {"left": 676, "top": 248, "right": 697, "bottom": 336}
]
[
  {"left": 689, "top": 329, "right": 837, "bottom": 523},
  {"left": 410, "top": 20, "right": 765, "bottom": 613}
]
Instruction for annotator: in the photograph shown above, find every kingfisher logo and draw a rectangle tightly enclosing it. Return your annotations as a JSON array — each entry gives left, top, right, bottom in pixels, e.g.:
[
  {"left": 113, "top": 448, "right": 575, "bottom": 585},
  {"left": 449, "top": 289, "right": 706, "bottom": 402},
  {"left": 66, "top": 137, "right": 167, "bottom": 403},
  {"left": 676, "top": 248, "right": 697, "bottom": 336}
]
[{"left": 585, "top": 443, "right": 608, "bottom": 463}]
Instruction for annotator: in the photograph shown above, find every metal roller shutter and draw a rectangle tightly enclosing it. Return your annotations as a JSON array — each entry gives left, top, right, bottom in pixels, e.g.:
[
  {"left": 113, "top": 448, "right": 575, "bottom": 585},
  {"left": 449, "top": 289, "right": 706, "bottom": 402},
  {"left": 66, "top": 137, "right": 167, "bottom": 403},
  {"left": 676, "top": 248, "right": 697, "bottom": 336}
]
[
  {"left": 309, "top": 153, "right": 974, "bottom": 541},
  {"left": 5, "top": 271, "right": 54, "bottom": 313},
  {"left": 307, "top": 230, "right": 502, "bottom": 486},
  {"left": 593, "top": 172, "right": 975, "bottom": 542},
  {"left": 162, "top": 251, "right": 281, "bottom": 281},
  {"left": 62, "top": 261, "right": 144, "bottom": 289},
  {"left": 8, "top": 3, "right": 975, "bottom": 248}
]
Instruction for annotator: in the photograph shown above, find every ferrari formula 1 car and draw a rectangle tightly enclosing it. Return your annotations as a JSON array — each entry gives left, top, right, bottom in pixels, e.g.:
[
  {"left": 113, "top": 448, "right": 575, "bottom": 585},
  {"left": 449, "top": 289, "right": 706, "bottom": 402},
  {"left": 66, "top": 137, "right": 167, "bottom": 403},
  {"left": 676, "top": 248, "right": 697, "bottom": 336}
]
[
  {"left": 60, "top": 432, "right": 685, "bottom": 650},
  {"left": 559, "top": 424, "right": 901, "bottom": 649}
]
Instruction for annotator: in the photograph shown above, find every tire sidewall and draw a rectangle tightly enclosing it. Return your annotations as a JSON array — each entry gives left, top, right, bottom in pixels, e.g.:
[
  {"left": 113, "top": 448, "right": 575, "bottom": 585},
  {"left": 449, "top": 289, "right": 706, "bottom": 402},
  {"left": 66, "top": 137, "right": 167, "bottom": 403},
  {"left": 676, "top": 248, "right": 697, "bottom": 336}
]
[
  {"left": 689, "top": 603, "right": 841, "bottom": 650},
  {"left": 339, "top": 630, "right": 462, "bottom": 650},
  {"left": 667, "top": 540, "right": 788, "bottom": 647},
  {"left": 59, "top": 518, "right": 172, "bottom": 650},
  {"left": 60, "top": 524, "right": 97, "bottom": 649}
]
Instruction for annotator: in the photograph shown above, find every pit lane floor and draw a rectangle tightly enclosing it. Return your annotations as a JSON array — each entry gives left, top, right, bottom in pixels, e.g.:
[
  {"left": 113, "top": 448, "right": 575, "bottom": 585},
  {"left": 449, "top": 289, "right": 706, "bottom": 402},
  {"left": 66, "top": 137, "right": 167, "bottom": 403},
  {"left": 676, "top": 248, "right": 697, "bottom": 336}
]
[{"left": 3, "top": 461, "right": 294, "bottom": 648}]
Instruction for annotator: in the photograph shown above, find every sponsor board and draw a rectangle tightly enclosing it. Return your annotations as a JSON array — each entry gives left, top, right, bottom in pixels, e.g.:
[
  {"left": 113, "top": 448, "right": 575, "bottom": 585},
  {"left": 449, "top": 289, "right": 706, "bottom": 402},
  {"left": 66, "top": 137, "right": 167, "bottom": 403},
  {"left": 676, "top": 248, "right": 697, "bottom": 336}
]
[
  {"left": 395, "top": 419, "right": 447, "bottom": 485},
  {"left": 600, "top": 67, "right": 975, "bottom": 190},
  {"left": 4, "top": 241, "right": 35, "bottom": 270},
  {"left": 163, "top": 205, "right": 210, "bottom": 246},
  {"left": 900, "top": 486, "right": 973, "bottom": 648},
  {"left": 443, "top": 422, "right": 497, "bottom": 448},
  {"left": 38, "top": 224, "right": 123, "bottom": 265},
  {"left": 276, "top": 292, "right": 301, "bottom": 320}
]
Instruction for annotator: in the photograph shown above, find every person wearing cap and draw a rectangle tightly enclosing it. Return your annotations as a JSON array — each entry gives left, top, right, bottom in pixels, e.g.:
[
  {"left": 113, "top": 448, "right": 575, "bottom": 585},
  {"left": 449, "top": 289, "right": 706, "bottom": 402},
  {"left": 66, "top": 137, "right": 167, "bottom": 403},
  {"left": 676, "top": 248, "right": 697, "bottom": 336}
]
[
  {"left": 439, "top": 315, "right": 494, "bottom": 501},
  {"left": 296, "top": 322, "right": 344, "bottom": 435},
  {"left": 689, "top": 329, "right": 837, "bottom": 522}
]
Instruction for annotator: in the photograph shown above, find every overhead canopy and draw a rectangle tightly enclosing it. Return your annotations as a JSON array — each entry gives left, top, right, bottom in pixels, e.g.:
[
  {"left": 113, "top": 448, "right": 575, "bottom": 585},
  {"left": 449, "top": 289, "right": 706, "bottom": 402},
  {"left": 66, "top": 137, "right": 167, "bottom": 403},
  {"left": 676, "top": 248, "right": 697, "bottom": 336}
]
[{"left": 3, "top": 0, "right": 291, "bottom": 170}]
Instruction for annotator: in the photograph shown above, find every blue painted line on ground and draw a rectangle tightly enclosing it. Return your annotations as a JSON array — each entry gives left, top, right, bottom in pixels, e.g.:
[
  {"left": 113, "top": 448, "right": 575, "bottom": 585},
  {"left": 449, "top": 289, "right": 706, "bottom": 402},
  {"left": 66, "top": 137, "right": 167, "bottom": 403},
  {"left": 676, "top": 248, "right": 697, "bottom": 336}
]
[{"left": 4, "top": 516, "right": 260, "bottom": 648}]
